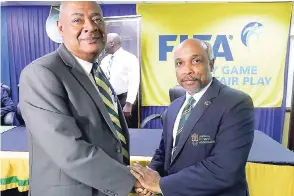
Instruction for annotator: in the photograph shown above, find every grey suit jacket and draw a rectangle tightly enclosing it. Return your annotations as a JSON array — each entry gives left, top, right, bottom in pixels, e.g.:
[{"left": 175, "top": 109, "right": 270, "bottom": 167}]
[{"left": 19, "top": 44, "right": 135, "bottom": 196}]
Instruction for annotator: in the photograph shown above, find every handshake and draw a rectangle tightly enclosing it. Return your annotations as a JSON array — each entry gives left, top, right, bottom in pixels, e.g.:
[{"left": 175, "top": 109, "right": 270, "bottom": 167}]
[{"left": 130, "top": 163, "right": 162, "bottom": 196}]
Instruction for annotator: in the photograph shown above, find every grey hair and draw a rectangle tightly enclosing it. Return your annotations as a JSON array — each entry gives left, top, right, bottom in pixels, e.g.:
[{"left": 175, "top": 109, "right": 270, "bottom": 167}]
[
  {"left": 200, "top": 41, "right": 214, "bottom": 61},
  {"left": 107, "top": 33, "right": 122, "bottom": 46}
]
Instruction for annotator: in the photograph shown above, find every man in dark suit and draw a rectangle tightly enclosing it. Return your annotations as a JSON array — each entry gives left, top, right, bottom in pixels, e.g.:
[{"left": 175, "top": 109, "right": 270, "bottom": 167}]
[
  {"left": 131, "top": 39, "right": 255, "bottom": 196},
  {"left": 19, "top": 2, "right": 140, "bottom": 196},
  {"left": 1, "top": 85, "right": 16, "bottom": 122}
]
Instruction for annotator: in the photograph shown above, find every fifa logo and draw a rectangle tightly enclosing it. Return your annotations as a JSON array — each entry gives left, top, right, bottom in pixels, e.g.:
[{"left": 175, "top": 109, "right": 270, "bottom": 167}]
[
  {"left": 159, "top": 34, "right": 233, "bottom": 62},
  {"left": 158, "top": 22, "right": 263, "bottom": 62}
]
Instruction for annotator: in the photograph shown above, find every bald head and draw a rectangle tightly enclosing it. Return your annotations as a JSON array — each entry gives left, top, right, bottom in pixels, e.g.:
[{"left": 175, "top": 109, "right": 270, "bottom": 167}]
[
  {"left": 59, "top": 1, "right": 102, "bottom": 21},
  {"left": 173, "top": 38, "right": 215, "bottom": 95},
  {"left": 105, "top": 33, "right": 122, "bottom": 54},
  {"left": 107, "top": 33, "right": 121, "bottom": 45},
  {"left": 174, "top": 39, "right": 214, "bottom": 61}
]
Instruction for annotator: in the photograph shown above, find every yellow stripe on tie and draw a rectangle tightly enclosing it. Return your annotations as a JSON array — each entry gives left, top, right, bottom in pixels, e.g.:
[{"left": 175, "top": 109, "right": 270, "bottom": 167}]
[
  {"left": 116, "top": 131, "right": 126, "bottom": 144},
  {"left": 95, "top": 76, "right": 110, "bottom": 94},
  {"left": 101, "top": 95, "right": 116, "bottom": 112},
  {"left": 110, "top": 113, "right": 121, "bottom": 127},
  {"left": 122, "top": 148, "right": 129, "bottom": 158}
]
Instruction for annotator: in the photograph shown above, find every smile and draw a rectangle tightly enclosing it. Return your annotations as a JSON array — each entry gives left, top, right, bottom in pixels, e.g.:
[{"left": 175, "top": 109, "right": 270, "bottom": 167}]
[
  {"left": 183, "top": 80, "right": 197, "bottom": 85},
  {"left": 81, "top": 37, "right": 100, "bottom": 44}
]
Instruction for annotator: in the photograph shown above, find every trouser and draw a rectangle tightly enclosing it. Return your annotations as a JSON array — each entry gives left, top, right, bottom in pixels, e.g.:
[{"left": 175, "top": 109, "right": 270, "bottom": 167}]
[{"left": 117, "top": 92, "right": 138, "bottom": 128}]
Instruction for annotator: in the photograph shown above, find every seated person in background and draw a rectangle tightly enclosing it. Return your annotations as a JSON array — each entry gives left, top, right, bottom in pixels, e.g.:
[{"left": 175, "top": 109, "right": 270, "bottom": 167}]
[{"left": 1, "top": 85, "right": 17, "bottom": 124}]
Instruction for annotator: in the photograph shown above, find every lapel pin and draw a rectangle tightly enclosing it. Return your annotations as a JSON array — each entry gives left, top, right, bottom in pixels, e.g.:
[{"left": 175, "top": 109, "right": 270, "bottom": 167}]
[{"left": 204, "top": 100, "right": 211, "bottom": 106}]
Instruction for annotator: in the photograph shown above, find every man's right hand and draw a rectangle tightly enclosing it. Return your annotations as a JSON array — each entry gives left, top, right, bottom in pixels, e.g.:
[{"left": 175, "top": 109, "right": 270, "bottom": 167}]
[{"left": 123, "top": 102, "right": 132, "bottom": 117}]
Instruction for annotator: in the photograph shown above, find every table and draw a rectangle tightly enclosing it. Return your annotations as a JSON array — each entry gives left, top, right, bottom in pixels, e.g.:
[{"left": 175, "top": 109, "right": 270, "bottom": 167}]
[
  {"left": 1, "top": 127, "right": 294, "bottom": 196},
  {"left": 0, "top": 126, "right": 16, "bottom": 134},
  {"left": 2, "top": 127, "right": 294, "bottom": 164}
]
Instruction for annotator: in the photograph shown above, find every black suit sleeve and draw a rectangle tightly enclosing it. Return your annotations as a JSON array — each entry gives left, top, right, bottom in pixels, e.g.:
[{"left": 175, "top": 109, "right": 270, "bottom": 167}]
[
  {"left": 148, "top": 131, "right": 166, "bottom": 176},
  {"left": 148, "top": 111, "right": 167, "bottom": 176},
  {"left": 1, "top": 88, "right": 16, "bottom": 117}
]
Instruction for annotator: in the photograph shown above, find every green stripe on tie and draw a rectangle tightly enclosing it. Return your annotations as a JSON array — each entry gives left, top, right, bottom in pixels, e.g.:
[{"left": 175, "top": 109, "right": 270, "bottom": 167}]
[
  {"left": 93, "top": 66, "right": 129, "bottom": 162},
  {"left": 172, "top": 96, "right": 196, "bottom": 160}
]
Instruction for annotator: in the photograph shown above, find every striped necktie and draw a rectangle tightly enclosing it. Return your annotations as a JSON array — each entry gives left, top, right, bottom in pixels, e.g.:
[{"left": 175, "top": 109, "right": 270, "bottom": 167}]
[
  {"left": 172, "top": 96, "right": 196, "bottom": 158},
  {"left": 92, "top": 63, "right": 130, "bottom": 165}
]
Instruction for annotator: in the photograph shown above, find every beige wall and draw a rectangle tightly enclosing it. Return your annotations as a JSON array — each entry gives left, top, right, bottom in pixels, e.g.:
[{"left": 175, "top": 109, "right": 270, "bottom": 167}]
[{"left": 282, "top": 111, "right": 291, "bottom": 147}]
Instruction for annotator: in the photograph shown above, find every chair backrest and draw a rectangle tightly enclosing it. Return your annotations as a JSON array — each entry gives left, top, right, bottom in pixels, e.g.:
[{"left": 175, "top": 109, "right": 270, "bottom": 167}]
[
  {"left": 168, "top": 85, "right": 185, "bottom": 102},
  {"left": 140, "top": 85, "right": 185, "bottom": 128},
  {"left": 140, "top": 114, "right": 162, "bottom": 128},
  {"left": 159, "top": 85, "right": 185, "bottom": 125},
  {"left": 1, "top": 83, "right": 11, "bottom": 97}
]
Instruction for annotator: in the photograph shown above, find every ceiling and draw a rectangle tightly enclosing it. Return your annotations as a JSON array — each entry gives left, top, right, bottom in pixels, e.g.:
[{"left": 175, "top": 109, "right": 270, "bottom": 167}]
[
  {"left": 1, "top": 0, "right": 293, "bottom": 6},
  {"left": 0, "top": 1, "right": 128, "bottom": 6},
  {"left": 1, "top": 1, "right": 169, "bottom": 6}
]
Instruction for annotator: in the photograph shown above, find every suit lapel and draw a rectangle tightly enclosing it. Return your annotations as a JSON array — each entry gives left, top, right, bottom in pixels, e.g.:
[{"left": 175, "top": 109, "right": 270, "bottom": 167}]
[
  {"left": 57, "top": 44, "right": 120, "bottom": 142},
  {"left": 165, "top": 97, "right": 186, "bottom": 168},
  {"left": 171, "top": 79, "right": 222, "bottom": 165}
]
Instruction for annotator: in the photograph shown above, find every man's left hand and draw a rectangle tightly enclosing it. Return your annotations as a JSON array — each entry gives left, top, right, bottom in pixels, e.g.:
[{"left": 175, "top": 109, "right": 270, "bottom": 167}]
[
  {"left": 123, "top": 102, "right": 132, "bottom": 117},
  {"left": 130, "top": 164, "right": 161, "bottom": 194},
  {"left": 134, "top": 180, "right": 154, "bottom": 196}
]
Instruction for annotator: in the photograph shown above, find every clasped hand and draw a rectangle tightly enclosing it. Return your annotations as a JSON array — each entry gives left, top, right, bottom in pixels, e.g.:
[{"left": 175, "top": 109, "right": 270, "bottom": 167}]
[{"left": 131, "top": 163, "right": 161, "bottom": 196}]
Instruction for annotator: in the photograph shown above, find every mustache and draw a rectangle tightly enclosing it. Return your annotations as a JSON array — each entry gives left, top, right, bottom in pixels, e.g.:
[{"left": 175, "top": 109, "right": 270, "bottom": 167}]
[{"left": 181, "top": 76, "right": 201, "bottom": 83}]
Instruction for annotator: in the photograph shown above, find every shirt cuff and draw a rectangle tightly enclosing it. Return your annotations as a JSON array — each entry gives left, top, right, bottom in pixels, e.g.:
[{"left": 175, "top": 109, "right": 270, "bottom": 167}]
[{"left": 126, "top": 96, "right": 135, "bottom": 104}]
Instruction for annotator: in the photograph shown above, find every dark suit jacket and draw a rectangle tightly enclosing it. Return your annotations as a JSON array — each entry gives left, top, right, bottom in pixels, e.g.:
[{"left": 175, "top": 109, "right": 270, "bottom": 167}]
[
  {"left": 149, "top": 78, "right": 254, "bottom": 196},
  {"left": 19, "top": 44, "right": 135, "bottom": 196},
  {"left": 1, "top": 87, "right": 16, "bottom": 118}
]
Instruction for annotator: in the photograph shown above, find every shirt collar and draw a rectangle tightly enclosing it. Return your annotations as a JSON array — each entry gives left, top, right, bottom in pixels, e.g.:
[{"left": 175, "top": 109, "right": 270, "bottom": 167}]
[
  {"left": 72, "top": 54, "right": 94, "bottom": 76},
  {"left": 112, "top": 47, "right": 123, "bottom": 57},
  {"left": 185, "top": 79, "right": 213, "bottom": 102}
]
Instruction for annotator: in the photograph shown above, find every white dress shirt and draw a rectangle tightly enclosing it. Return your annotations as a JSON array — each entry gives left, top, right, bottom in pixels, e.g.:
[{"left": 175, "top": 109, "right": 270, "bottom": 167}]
[
  {"left": 172, "top": 80, "right": 213, "bottom": 148},
  {"left": 100, "top": 47, "right": 140, "bottom": 104},
  {"left": 72, "top": 54, "right": 118, "bottom": 112}
]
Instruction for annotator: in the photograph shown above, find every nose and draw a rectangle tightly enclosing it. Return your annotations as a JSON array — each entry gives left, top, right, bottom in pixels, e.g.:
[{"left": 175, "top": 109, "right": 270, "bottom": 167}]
[
  {"left": 183, "top": 63, "right": 195, "bottom": 75},
  {"left": 83, "top": 19, "right": 98, "bottom": 33}
]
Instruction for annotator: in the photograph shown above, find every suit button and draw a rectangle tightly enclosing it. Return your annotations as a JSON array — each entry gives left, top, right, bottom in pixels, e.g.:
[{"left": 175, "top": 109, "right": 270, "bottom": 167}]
[{"left": 116, "top": 148, "right": 121, "bottom": 153}]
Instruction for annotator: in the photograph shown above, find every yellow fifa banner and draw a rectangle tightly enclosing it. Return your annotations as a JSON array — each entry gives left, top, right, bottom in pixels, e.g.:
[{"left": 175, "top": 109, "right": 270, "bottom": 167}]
[{"left": 137, "top": 3, "right": 292, "bottom": 107}]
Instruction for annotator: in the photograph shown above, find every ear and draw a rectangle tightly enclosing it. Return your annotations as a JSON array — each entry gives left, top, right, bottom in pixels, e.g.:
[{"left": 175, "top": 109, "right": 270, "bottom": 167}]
[
  {"left": 56, "top": 20, "right": 63, "bottom": 35},
  {"left": 209, "top": 59, "right": 215, "bottom": 72},
  {"left": 102, "top": 33, "right": 106, "bottom": 43}
]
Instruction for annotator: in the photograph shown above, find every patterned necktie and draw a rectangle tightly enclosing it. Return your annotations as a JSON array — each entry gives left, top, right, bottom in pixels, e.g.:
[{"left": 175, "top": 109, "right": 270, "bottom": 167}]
[
  {"left": 172, "top": 96, "right": 196, "bottom": 157},
  {"left": 92, "top": 63, "right": 130, "bottom": 164}
]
